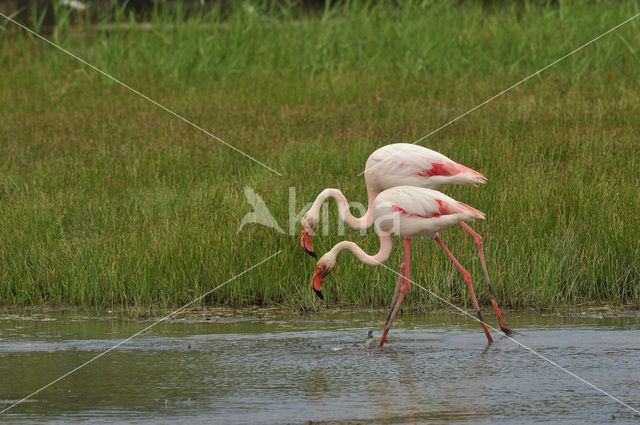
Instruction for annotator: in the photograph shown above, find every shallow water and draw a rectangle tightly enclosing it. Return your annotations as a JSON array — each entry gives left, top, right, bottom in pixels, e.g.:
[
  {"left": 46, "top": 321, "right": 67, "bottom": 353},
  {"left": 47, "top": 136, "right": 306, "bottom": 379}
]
[{"left": 0, "top": 310, "right": 639, "bottom": 424}]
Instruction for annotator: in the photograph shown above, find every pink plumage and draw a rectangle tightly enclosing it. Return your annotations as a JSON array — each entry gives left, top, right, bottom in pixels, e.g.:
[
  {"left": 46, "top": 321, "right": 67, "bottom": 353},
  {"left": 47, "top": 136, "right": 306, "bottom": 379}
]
[
  {"left": 302, "top": 144, "right": 513, "bottom": 346},
  {"left": 364, "top": 143, "right": 487, "bottom": 194},
  {"left": 372, "top": 186, "right": 485, "bottom": 238},
  {"left": 300, "top": 143, "right": 487, "bottom": 255}
]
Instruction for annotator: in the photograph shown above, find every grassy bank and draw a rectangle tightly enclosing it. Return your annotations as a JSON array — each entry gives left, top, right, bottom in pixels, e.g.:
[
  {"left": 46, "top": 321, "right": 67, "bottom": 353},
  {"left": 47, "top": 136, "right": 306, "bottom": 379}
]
[{"left": 1, "top": 1, "right": 639, "bottom": 310}]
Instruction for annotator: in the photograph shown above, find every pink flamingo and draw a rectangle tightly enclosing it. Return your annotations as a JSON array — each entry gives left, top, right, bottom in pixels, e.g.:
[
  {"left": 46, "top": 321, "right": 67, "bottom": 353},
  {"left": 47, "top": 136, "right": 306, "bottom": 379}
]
[
  {"left": 300, "top": 143, "right": 511, "bottom": 334},
  {"left": 310, "top": 186, "right": 494, "bottom": 346}
]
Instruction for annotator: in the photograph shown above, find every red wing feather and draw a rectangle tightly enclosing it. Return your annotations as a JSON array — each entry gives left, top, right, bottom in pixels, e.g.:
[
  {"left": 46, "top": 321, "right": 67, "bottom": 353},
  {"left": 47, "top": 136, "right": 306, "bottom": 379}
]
[
  {"left": 392, "top": 198, "right": 457, "bottom": 219},
  {"left": 418, "top": 161, "right": 486, "bottom": 181},
  {"left": 392, "top": 198, "right": 483, "bottom": 219},
  {"left": 417, "top": 162, "right": 457, "bottom": 177}
]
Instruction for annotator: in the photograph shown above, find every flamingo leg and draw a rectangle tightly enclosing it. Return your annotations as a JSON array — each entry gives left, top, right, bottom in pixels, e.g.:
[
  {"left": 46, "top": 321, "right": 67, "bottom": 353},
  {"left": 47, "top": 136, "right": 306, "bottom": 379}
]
[
  {"left": 385, "top": 238, "right": 412, "bottom": 322},
  {"left": 380, "top": 238, "right": 411, "bottom": 347},
  {"left": 386, "top": 261, "right": 405, "bottom": 318},
  {"left": 458, "top": 223, "right": 513, "bottom": 335},
  {"left": 435, "top": 236, "right": 493, "bottom": 344}
]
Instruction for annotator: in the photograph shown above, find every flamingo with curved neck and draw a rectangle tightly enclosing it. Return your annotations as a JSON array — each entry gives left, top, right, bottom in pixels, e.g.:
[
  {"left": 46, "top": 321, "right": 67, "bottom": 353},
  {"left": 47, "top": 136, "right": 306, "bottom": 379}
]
[
  {"left": 311, "top": 186, "right": 495, "bottom": 346},
  {"left": 300, "top": 143, "right": 511, "bottom": 334}
]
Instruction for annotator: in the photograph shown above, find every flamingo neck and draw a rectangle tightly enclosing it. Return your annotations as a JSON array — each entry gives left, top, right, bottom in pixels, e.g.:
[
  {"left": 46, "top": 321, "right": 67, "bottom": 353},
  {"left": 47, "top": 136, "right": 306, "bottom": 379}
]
[
  {"left": 309, "top": 188, "right": 376, "bottom": 230},
  {"left": 329, "top": 234, "right": 393, "bottom": 266}
]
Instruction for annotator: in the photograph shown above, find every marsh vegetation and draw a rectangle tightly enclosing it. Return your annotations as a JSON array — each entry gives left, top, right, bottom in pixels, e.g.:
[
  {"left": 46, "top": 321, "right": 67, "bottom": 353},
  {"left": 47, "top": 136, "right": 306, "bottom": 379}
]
[{"left": 1, "top": 1, "right": 639, "bottom": 309}]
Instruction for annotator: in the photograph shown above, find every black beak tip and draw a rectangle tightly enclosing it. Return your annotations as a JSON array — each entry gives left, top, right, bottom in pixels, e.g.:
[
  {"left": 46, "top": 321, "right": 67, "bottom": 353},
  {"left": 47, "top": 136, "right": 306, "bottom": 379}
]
[
  {"left": 305, "top": 249, "right": 317, "bottom": 258},
  {"left": 313, "top": 288, "right": 324, "bottom": 300}
]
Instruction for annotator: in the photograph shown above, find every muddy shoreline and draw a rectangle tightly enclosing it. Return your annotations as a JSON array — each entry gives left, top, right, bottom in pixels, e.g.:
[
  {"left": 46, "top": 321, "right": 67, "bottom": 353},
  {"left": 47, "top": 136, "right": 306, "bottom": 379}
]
[{"left": 1, "top": 303, "right": 639, "bottom": 321}]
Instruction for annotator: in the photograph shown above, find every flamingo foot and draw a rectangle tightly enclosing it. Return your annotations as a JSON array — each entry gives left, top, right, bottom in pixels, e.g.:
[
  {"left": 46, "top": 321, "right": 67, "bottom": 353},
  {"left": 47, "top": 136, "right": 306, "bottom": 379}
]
[
  {"left": 500, "top": 324, "right": 514, "bottom": 335},
  {"left": 491, "top": 297, "right": 514, "bottom": 335}
]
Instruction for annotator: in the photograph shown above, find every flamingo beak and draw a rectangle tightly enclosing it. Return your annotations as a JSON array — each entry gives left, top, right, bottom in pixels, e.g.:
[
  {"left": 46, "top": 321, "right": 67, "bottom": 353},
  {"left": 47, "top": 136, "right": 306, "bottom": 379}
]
[
  {"left": 311, "top": 267, "right": 327, "bottom": 300},
  {"left": 300, "top": 227, "right": 316, "bottom": 258}
]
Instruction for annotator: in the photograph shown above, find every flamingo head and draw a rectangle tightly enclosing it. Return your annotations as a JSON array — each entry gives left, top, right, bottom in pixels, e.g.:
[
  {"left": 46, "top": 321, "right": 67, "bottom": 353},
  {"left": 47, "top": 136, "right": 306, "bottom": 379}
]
[
  {"left": 311, "top": 253, "right": 336, "bottom": 300},
  {"left": 300, "top": 213, "right": 319, "bottom": 258}
]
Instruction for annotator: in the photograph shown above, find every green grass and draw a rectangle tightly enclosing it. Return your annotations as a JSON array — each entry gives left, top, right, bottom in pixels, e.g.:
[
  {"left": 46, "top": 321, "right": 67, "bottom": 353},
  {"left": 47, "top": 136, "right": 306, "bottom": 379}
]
[{"left": 1, "top": 0, "right": 639, "bottom": 311}]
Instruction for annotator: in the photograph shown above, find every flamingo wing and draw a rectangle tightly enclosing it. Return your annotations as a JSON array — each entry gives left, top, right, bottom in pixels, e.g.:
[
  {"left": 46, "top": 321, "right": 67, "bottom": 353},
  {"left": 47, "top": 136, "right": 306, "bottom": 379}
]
[
  {"left": 365, "top": 144, "right": 486, "bottom": 189},
  {"left": 379, "top": 186, "right": 485, "bottom": 220}
]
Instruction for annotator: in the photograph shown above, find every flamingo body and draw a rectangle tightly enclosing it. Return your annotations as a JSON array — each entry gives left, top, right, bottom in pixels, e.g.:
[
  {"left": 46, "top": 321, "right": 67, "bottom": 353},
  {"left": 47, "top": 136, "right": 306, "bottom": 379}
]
[
  {"left": 373, "top": 186, "right": 484, "bottom": 238},
  {"left": 312, "top": 187, "right": 484, "bottom": 275},
  {"left": 364, "top": 143, "right": 486, "bottom": 194},
  {"left": 310, "top": 186, "right": 494, "bottom": 345}
]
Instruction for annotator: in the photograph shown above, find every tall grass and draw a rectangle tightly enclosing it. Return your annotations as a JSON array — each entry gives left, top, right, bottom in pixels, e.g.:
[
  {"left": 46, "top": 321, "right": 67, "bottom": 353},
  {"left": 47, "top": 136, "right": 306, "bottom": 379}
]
[
  {"left": 4, "top": 1, "right": 640, "bottom": 85},
  {"left": 0, "top": 0, "right": 639, "bottom": 311}
]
